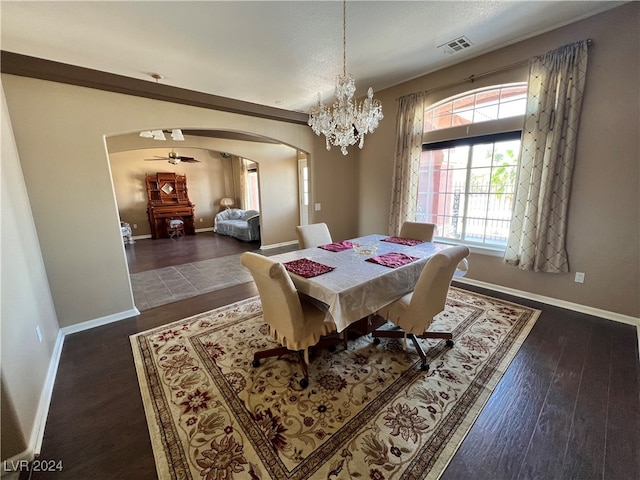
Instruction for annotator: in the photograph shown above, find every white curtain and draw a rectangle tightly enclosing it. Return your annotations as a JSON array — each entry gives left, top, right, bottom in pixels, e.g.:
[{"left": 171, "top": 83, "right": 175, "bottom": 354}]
[
  {"left": 388, "top": 92, "right": 424, "bottom": 236},
  {"left": 504, "top": 40, "right": 589, "bottom": 273}
]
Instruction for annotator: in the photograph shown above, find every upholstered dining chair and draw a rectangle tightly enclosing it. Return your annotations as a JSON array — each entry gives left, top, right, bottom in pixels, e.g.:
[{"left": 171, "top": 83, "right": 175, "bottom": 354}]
[
  {"left": 240, "top": 251, "right": 346, "bottom": 388},
  {"left": 295, "top": 222, "right": 332, "bottom": 249},
  {"left": 372, "top": 245, "right": 470, "bottom": 371},
  {"left": 399, "top": 221, "right": 437, "bottom": 241}
]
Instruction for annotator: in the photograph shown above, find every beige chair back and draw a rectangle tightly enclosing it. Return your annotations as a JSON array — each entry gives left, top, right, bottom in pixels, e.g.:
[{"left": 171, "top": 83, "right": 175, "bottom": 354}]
[
  {"left": 399, "top": 245, "right": 470, "bottom": 334},
  {"left": 399, "top": 221, "right": 437, "bottom": 241},
  {"left": 295, "top": 223, "right": 332, "bottom": 249},
  {"left": 240, "top": 252, "right": 305, "bottom": 348}
]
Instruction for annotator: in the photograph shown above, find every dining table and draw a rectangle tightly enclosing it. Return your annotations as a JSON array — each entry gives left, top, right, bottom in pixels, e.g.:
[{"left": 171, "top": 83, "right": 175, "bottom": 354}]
[{"left": 267, "top": 233, "right": 450, "bottom": 332}]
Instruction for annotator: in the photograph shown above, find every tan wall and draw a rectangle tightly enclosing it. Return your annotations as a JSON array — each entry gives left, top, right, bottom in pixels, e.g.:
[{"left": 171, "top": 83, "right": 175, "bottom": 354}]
[
  {"left": 107, "top": 133, "right": 307, "bottom": 243},
  {"left": 109, "top": 146, "right": 231, "bottom": 235},
  {"left": 4, "top": 3, "right": 637, "bottom": 328},
  {"left": 1, "top": 86, "right": 60, "bottom": 461},
  {"left": 1, "top": 378, "right": 26, "bottom": 460},
  {"left": 359, "top": 3, "right": 640, "bottom": 317},
  {"left": 2, "top": 4, "right": 637, "bottom": 459},
  {"left": 1, "top": 77, "right": 359, "bottom": 328},
  {"left": 307, "top": 132, "right": 361, "bottom": 243},
  {"left": 108, "top": 132, "right": 362, "bottom": 246},
  {"left": 0, "top": 75, "right": 357, "bottom": 457}
]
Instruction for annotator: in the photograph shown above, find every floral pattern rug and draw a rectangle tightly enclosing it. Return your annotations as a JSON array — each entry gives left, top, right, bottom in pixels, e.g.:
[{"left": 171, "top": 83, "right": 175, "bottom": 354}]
[{"left": 131, "top": 288, "right": 540, "bottom": 480}]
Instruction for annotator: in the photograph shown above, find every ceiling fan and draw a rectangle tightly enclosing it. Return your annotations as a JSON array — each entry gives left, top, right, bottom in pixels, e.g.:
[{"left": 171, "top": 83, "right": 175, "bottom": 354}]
[{"left": 144, "top": 150, "right": 200, "bottom": 165}]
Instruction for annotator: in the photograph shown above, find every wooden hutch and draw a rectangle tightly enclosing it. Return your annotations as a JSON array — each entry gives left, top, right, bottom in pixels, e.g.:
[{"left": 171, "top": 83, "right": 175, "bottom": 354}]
[{"left": 145, "top": 172, "right": 195, "bottom": 238}]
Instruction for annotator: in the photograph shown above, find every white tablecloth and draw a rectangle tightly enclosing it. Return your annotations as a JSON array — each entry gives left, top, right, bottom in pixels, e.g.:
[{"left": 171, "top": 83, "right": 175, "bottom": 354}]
[{"left": 268, "top": 234, "right": 449, "bottom": 332}]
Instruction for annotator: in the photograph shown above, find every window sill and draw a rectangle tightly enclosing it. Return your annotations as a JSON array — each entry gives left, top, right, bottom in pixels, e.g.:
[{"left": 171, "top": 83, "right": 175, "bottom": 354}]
[{"left": 434, "top": 239, "right": 505, "bottom": 258}]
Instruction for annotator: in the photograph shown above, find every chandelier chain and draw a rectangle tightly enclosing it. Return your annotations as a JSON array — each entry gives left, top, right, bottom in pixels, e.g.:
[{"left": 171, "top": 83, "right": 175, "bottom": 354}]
[{"left": 342, "top": 0, "right": 347, "bottom": 77}]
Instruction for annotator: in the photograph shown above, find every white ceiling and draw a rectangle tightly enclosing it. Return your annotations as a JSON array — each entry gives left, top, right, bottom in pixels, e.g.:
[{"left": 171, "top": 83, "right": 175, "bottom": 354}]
[{"left": 0, "top": 1, "right": 625, "bottom": 113}]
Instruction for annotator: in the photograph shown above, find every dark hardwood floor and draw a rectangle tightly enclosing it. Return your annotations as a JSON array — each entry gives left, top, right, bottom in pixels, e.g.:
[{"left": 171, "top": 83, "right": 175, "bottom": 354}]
[
  {"left": 28, "top": 233, "right": 640, "bottom": 479},
  {"left": 124, "top": 230, "right": 265, "bottom": 273}
]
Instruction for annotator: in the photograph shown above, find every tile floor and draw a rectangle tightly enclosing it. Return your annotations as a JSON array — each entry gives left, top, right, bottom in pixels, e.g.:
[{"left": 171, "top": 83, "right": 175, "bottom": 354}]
[{"left": 130, "top": 253, "right": 253, "bottom": 310}]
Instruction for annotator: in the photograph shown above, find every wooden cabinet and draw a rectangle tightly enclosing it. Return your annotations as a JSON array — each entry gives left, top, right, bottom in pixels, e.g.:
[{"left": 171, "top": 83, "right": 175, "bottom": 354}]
[{"left": 146, "top": 173, "right": 195, "bottom": 239}]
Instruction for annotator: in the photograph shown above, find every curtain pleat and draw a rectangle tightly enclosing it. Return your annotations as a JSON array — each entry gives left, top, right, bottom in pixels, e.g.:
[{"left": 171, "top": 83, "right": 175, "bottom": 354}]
[
  {"left": 231, "top": 156, "right": 248, "bottom": 210},
  {"left": 504, "top": 40, "right": 589, "bottom": 273},
  {"left": 388, "top": 92, "right": 424, "bottom": 236}
]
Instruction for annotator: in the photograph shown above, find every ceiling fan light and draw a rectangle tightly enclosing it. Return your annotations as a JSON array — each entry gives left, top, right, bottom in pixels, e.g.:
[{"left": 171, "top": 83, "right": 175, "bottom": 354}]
[
  {"left": 151, "top": 130, "right": 166, "bottom": 141},
  {"left": 171, "top": 129, "right": 185, "bottom": 141}
]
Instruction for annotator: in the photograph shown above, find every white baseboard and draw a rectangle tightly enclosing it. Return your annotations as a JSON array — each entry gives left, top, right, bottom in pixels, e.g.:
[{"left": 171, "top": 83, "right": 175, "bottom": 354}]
[
  {"left": 260, "top": 240, "right": 298, "bottom": 250},
  {"left": 456, "top": 277, "right": 640, "bottom": 327},
  {"left": 133, "top": 228, "right": 213, "bottom": 239},
  {"left": 455, "top": 277, "right": 640, "bottom": 365},
  {"left": 60, "top": 307, "right": 140, "bottom": 336},
  {"left": 21, "top": 278, "right": 639, "bottom": 465},
  {"left": 25, "top": 306, "right": 140, "bottom": 458},
  {"left": 31, "top": 329, "right": 65, "bottom": 455},
  {"left": 131, "top": 233, "right": 151, "bottom": 240},
  {"left": 6, "top": 329, "right": 67, "bottom": 470}
]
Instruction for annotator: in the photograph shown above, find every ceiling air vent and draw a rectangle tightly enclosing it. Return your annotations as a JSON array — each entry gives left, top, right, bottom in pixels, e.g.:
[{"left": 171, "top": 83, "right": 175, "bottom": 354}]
[{"left": 438, "top": 36, "right": 474, "bottom": 55}]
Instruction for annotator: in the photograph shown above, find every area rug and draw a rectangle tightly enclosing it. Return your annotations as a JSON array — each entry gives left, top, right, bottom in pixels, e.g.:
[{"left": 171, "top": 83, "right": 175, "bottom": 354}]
[
  {"left": 131, "top": 288, "right": 540, "bottom": 479},
  {"left": 130, "top": 253, "right": 253, "bottom": 311}
]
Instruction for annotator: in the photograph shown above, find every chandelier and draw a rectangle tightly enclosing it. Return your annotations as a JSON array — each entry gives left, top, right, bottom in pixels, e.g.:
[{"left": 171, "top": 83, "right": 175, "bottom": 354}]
[{"left": 308, "top": 0, "right": 383, "bottom": 155}]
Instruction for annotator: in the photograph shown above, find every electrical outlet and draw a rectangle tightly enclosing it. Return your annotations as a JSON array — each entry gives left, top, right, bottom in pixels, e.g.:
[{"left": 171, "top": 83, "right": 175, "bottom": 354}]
[
  {"left": 133, "top": 224, "right": 137, "bottom": 229},
  {"left": 199, "top": 218, "right": 203, "bottom": 223},
  {"left": 314, "top": 203, "right": 321, "bottom": 211},
  {"left": 574, "top": 272, "right": 585, "bottom": 283}
]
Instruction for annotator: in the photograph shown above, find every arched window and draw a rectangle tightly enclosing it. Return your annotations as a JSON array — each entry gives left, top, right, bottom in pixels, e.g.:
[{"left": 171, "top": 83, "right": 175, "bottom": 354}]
[
  {"left": 417, "top": 84, "right": 527, "bottom": 251},
  {"left": 424, "top": 83, "right": 527, "bottom": 132}
]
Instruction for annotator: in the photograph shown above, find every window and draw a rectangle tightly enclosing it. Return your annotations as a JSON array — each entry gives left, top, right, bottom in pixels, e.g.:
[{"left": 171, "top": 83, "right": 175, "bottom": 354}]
[
  {"left": 424, "top": 84, "right": 527, "bottom": 132},
  {"left": 245, "top": 164, "right": 260, "bottom": 211},
  {"left": 418, "top": 84, "right": 526, "bottom": 250}
]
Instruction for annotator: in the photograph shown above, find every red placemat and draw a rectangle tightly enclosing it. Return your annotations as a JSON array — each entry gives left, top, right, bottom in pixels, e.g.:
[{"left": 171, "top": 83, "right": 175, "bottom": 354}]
[
  {"left": 366, "top": 252, "right": 420, "bottom": 268},
  {"left": 382, "top": 236, "right": 425, "bottom": 246},
  {"left": 318, "top": 241, "right": 353, "bottom": 252},
  {"left": 284, "top": 258, "right": 335, "bottom": 278}
]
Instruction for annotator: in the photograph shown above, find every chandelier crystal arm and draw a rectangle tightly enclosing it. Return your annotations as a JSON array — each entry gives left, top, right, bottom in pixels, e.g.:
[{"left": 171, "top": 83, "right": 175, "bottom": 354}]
[{"left": 307, "top": 0, "right": 383, "bottom": 155}]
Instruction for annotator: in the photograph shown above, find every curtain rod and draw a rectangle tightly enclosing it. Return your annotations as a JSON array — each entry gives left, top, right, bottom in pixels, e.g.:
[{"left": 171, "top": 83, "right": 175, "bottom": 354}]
[
  {"left": 399, "top": 38, "right": 593, "bottom": 99},
  {"left": 425, "top": 59, "right": 529, "bottom": 96}
]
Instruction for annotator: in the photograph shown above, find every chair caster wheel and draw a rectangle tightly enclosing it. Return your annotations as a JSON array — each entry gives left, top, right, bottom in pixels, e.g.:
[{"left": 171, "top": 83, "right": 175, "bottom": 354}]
[
  {"left": 445, "top": 339, "right": 454, "bottom": 347},
  {"left": 299, "top": 378, "right": 309, "bottom": 389},
  {"left": 373, "top": 337, "right": 381, "bottom": 345},
  {"left": 252, "top": 359, "right": 260, "bottom": 368},
  {"left": 420, "top": 363, "right": 430, "bottom": 371}
]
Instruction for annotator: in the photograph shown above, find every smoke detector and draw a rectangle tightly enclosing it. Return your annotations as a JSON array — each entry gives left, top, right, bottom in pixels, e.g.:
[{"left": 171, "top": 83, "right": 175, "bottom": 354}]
[{"left": 438, "top": 36, "right": 474, "bottom": 55}]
